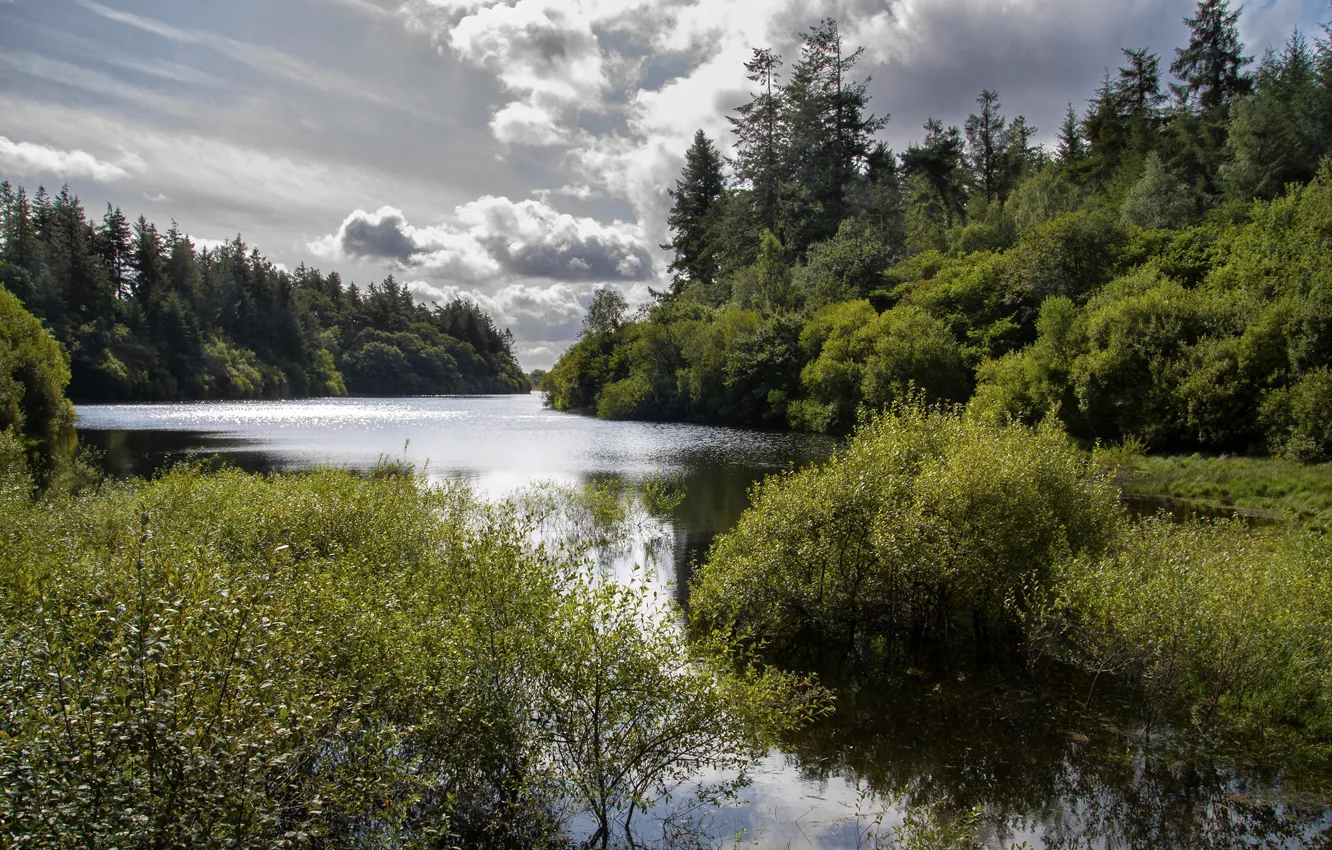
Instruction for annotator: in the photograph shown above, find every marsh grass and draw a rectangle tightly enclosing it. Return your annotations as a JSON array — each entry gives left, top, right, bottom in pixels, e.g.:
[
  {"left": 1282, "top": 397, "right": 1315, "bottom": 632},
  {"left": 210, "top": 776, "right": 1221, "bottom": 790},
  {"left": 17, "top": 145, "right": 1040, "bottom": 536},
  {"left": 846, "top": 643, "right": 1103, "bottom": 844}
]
[{"left": 1117, "top": 452, "right": 1332, "bottom": 530}]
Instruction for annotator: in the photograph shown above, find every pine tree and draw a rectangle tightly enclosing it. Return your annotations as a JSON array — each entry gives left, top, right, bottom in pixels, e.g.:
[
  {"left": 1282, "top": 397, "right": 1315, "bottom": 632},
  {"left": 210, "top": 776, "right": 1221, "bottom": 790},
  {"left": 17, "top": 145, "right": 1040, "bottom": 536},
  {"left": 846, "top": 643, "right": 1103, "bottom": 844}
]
[
  {"left": 780, "top": 19, "right": 888, "bottom": 251},
  {"left": 97, "top": 204, "right": 132, "bottom": 297},
  {"left": 663, "top": 130, "right": 726, "bottom": 294},
  {"left": 1083, "top": 72, "right": 1132, "bottom": 183},
  {"left": 901, "top": 119, "right": 968, "bottom": 226},
  {"left": 1056, "top": 105, "right": 1086, "bottom": 166},
  {"left": 729, "top": 48, "right": 786, "bottom": 237},
  {"left": 1117, "top": 48, "right": 1167, "bottom": 120},
  {"left": 1170, "top": 0, "right": 1252, "bottom": 113},
  {"left": 131, "top": 216, "right": 166, "bottom": 305},
  {"left": 965, "top": 89, "right": 1007, "bottom": 204},
  {"left": 0, "top": 184, "right": 38, "bottom": 273},
  {"left": 1222, "top": 32, "right": 1328, "bottom": 198}
]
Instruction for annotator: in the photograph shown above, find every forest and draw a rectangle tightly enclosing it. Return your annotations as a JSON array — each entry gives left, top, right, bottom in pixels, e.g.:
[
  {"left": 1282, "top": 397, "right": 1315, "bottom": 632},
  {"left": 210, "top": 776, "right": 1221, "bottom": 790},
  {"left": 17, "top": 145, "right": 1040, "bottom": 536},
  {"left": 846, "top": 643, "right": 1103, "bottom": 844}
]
[
  {"left": 544, "top": 3, "right": 1332, "bottom": 462},
  {"left": 3, "top": 0, "right": 1332, "bottom": 846},
  {"left": 0, "top": 184, "right": 529, "bottom": 401}
]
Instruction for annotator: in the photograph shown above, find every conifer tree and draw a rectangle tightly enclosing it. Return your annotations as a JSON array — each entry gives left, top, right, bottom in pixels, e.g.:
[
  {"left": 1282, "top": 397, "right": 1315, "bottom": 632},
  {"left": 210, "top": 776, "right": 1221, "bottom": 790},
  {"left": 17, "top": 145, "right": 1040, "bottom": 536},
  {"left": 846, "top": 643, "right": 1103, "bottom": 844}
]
[
  {"left": 1117, "top": 48, "right": 1167, "bottom": 120},
  {"left": 780, "top": 19, "right": 887, "bottom": 251},
  {"left": 901, "top": 119, "right": 968, "bottom": 226},
  {"left": 1170, "top": 0, "right": 1252, "bottom": 112},
  {"left": 965, "top": 90, "right": 1007, "bottom": 204},
  {"left": 729, "top": 48, "right": 786, "bottom": 237},
  {"left": 1056, "top": 104, "right": 1087, "bottom": 165},
  {"left": 663, "top": 130, "right": 726, "bottom": 294},
  {"left": 97, "top": 205, "right": 132, "bottom": 298}
]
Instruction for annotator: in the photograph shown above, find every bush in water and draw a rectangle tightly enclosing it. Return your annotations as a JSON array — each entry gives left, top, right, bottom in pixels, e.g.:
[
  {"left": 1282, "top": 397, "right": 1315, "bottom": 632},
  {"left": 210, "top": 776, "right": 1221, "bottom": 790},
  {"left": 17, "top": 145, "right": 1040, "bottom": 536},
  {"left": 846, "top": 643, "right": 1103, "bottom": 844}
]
[
  {"left": 0, "top": 461, "right": 814, "bottom": 848},
  {"left": 689, "top": 403, "right": 1122, "bottom": 650}
]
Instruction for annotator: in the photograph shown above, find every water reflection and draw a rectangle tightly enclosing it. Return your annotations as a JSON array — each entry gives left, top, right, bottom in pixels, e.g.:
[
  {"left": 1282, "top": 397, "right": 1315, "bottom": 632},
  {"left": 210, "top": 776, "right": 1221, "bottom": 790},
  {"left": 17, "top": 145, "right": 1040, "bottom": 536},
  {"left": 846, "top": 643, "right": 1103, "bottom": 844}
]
[
  {"left": 759, "top": 648, "right": 1332, "bottom": 849},
  {"left": 74, "top": 395, "right": 1331, "bottom": 848}
]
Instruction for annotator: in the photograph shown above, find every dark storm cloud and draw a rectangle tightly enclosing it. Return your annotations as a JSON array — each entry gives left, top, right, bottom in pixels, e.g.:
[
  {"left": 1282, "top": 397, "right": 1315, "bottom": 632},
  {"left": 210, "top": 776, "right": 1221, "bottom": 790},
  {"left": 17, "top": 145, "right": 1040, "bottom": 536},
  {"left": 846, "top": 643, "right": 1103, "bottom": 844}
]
[
  {"left": 474, "top": 233, "right": 653, "bottom": 282},
  {"left": 340, "top": 209, "right": 416, "bottom": 261}
]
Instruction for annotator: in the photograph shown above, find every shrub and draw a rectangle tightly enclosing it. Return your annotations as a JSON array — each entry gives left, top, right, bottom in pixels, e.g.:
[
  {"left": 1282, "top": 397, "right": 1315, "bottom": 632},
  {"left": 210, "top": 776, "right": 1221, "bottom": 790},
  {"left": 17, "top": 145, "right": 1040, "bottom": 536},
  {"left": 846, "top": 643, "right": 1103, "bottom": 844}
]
[
  {"left": 861, "top": 306, "right": 970, "bottom": 410},
  {"left": 0, "top": 466, "right": 803, "bottom": 847},
  {"left": 597, "top": 374, "right": 653, "bottom": 420},
  {"left": 1062, "top": 518, "right": 1332, "bottom": 741},
  {"left": 1261, "top": 366, "right": 1332, "bottom": 461},
  {"left": 690, "top": 405, "right": 1122, "bottom": 650},
  {"left": 0, "top": 287, "right": 74, "bottom": 479}
]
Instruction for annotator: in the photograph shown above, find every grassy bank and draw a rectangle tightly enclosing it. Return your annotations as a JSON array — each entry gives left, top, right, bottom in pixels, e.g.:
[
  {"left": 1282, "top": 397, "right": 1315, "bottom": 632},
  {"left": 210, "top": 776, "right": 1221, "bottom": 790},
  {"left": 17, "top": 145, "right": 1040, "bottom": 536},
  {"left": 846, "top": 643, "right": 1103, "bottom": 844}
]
[{"left": 1118, "top": 452, "right": 1332, "bottom": 530}]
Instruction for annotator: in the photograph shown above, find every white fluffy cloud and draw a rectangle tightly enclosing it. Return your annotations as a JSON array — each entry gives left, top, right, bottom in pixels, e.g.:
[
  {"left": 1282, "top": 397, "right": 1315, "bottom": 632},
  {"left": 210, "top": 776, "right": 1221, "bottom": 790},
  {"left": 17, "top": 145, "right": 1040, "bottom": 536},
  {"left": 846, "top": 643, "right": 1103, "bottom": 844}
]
[
  {"left": 310, "top": 196, "right": 653, "bottom": 283},
  {"left": 429, "top": 0, "right": 617, "bottom": 147},
  {"left": 404, "top": 277, "right": 656, "bottom": 367},
  {"left": 0, "top": 135, "right": 142, "bottom": 182}
]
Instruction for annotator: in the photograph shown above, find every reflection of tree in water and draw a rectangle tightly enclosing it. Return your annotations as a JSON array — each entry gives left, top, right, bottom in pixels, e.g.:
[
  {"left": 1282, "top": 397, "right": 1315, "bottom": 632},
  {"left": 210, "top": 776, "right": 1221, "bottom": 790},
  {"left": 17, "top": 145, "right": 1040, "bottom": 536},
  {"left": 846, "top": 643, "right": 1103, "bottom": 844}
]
[
  {"left": 775, "top": 652, "right": 1330, "bottom": 849},
  {"left": 80, "top": 429, "right": 275, "bottom": 478}
]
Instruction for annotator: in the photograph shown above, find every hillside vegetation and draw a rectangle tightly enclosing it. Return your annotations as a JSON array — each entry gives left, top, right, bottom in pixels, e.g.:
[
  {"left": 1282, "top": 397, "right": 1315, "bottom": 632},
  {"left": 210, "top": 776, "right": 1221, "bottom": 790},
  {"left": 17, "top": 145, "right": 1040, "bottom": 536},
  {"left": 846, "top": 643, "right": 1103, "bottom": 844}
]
[{"left": 545, "top": 7, "right": 1332, "bottom": 461}]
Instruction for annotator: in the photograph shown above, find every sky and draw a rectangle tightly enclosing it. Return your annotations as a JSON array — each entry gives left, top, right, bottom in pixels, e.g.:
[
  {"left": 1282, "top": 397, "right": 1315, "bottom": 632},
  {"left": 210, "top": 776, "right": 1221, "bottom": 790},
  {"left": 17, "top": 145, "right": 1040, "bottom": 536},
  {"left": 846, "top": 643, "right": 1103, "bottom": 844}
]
[{"left": 1, "top": 0, "right": 1328, "bottom": 368}]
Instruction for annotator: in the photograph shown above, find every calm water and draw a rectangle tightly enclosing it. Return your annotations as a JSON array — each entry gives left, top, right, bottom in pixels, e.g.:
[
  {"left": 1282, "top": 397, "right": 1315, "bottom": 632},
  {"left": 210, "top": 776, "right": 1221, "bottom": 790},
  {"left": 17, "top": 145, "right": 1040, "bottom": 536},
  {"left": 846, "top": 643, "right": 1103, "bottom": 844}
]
[{"left": 76, "top": 394, "right": 1332, "bottom": 849}]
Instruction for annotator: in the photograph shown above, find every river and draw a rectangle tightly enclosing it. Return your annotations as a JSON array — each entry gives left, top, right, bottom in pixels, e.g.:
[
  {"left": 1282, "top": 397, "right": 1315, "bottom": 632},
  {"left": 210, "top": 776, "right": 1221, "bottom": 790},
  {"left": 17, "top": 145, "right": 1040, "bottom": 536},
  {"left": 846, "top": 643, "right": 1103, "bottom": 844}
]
[{"left": 76, "top": 393, "right": 1331, "bottom": 849}]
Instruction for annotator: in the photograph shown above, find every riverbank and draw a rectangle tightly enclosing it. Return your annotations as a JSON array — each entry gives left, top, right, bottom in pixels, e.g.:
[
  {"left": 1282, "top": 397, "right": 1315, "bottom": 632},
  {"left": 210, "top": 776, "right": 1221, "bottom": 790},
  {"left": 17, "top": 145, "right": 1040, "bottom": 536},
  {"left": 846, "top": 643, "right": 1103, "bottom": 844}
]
[{"left": 1116, "top": 452, "right": 1332, "bottom": 530}]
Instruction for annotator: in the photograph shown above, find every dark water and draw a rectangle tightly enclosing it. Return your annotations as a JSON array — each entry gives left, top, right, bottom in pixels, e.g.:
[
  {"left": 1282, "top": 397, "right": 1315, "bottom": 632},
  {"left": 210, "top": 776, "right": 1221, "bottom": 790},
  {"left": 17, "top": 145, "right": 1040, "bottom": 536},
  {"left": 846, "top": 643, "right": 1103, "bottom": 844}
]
[{"left": 76, "top": 394, "right": 1332, "bottom": 848}]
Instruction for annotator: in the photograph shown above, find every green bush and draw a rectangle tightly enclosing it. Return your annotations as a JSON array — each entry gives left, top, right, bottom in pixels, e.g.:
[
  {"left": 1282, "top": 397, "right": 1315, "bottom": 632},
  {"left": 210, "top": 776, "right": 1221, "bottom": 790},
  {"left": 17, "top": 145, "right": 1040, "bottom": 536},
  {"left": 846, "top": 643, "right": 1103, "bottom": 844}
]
[
  {"left": 1261, "top": 366, "right": 1332, "bottom": 461},
  {"left": 1062, "top": 518, "right": 1332, "bottom": 741},
  {"left": 0, "top": 287, "right": 74, "bottom": 479},
  {"left": 861, "top": 305, "right": 970, "bottom": 410},
  {"left": 690, "top": 405, "right": 1121, "bottom": 649},
  {"left": 0, "top": 465, "right": 804, "bottom": 847},
  {"left": 597, "top": 374, "right": 653, "bottom": 419}
]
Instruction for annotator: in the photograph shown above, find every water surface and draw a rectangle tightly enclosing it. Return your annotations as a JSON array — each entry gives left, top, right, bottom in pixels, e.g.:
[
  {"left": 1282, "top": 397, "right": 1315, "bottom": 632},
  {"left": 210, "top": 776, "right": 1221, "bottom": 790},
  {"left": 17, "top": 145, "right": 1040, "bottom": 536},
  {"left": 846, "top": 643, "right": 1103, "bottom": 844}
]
[{"left": 75, "top": 394, "right": 1332, "bottom": 848}]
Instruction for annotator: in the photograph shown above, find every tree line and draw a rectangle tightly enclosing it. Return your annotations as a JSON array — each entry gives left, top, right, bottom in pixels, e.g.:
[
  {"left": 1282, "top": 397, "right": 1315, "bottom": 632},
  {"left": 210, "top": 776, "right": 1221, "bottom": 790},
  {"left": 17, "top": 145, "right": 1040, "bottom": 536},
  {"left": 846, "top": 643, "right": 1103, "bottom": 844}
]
[
  {"left": 544, "top": 3, "right": 1332, "bottom": 460},
  {"left": 0, "top": 184, "right": 529, "bottom": 401}
]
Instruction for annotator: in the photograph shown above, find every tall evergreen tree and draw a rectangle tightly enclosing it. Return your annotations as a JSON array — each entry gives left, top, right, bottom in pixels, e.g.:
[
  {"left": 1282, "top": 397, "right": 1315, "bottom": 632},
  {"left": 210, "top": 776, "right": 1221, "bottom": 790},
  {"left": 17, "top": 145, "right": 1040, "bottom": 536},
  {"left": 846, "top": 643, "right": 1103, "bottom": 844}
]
[
  {"left": 965, "top": 90, "right": 1008, "bottom": 204},
  {"left": 1057, "top": 104, "right": 1087, "bottom": 165},
  {"left": 780, "top": 18, "right": 888, "bottom": 251},
  {"left": 901, "top": 119, "right": 968, "bottom": 226},
  {"left": 131, "top": 216, "right": 166, "bottom": 305},
  {"left": 663, "top": 130, "right": 726, "bottom": 294},
  {"left": 97, "top": 205, "right": 132, "bottom": 298},
  {"left": 729, "top": 48, "right": 786, "bottom": 237},
  {"left": 1117, "top": 48, "right": 1167, "bottom": 119},
  {"left": 1170, "top": 0, "right": 1253, "bottom": 112},
  {"left": 1222, "top": 32, "right": 1329, "bottom": 198}
]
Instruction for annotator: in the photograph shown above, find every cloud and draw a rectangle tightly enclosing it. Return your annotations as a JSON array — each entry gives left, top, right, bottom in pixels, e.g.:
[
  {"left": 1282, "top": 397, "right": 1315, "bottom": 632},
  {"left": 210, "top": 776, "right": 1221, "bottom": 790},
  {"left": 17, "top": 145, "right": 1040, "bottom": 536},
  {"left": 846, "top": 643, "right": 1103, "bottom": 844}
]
[
  {"left": 404, "top": 277, "right": 656, "bottom": 366},
  {"left": 414, "top": 0, "right": 637, "bottom": 146},
  {"left": 409, "top": 280, "right": 588, "bottom": 341},
  {"left": 0, "top": 135, "right": 141, "bottom": 182},
  {"left": 311, "top": 196, "right": 654, "bottom": 282},
  {"left": 337, "top": 207, "right": 418, "bottom": 261},
  {"left": 190, "top": 236, "right": 231, "bottom": 252}
]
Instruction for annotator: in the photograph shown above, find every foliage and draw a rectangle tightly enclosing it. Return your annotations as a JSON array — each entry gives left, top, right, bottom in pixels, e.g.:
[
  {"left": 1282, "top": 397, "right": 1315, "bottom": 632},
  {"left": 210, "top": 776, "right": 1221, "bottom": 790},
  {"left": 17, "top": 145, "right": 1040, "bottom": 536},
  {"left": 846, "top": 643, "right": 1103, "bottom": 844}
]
[
  {"left": 542, "top": 12, "right": 1332, "bottom": 467},
  {"left": 689, "top": 404, "right": 1122, "bottom": 649},
  {"left": 0, "top": 286, "right": 74, "bottom": 481},
  {"left": 692, "top": 402, "right": 1332, "bottom": 755},
  {"left": 1059, "top": 518, "right": 1332, "bottom": 742},
  {"left": 539, "top": 580, "right": 821, "bottom": 848},
  {"left": 0, "top": 185, "right": 528, "bottom": 401},
  {"left": 0, "top": 461, "right": 811, "bottom": 848}
]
